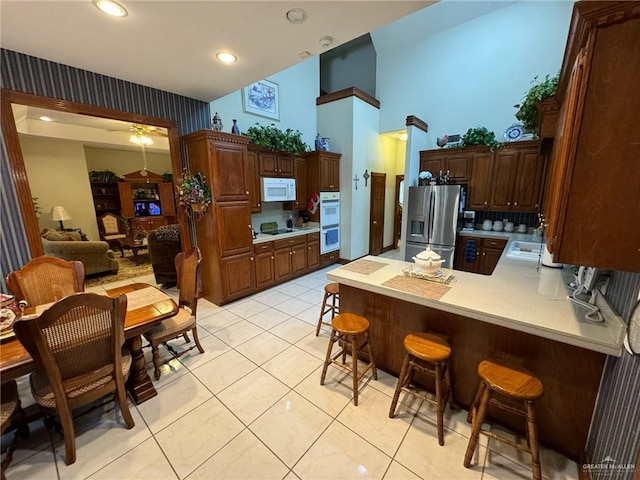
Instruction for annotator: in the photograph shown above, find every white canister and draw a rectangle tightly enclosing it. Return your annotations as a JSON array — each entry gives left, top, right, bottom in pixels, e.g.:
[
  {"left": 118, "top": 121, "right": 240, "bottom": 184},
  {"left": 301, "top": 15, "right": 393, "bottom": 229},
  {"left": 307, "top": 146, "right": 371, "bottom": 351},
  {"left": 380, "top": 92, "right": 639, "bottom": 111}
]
[
  {"left": 517, "top": 224, "right": 527, "bottom": 233},
  {"left": 482, "top": 220, "right": 493, "bottom": 231},
  {"left": 504, "top": 222, "right": 515, "bottom": 232},
  {"left": 492, "top": 220, "right": 504, "bottom": 232}
]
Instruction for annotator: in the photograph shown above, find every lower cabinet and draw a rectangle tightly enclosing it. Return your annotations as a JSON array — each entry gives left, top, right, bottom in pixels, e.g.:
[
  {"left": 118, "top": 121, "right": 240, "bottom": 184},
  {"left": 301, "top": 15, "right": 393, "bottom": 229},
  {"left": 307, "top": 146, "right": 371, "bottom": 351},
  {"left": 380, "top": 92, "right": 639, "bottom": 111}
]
[
  {"left": 455, "top": 236, "right": 507, "bottom": 275},
  {"left": 274, "top": 236, "right": 307, "bottom": 282},
  {"left": 306, "top": 233, "right": 320, "bottom": 270},
  {"left": 254, "top": 242, "right": 275, "bottom": 290},
  {"left": 221, "top": 252, "right": 256, "bottom": 300},
  {"left": 320, "top": 251, "right": 340, "bottom": 268},
  {"left": 132, "top": 216, "right": 168, "bottom": 233}
]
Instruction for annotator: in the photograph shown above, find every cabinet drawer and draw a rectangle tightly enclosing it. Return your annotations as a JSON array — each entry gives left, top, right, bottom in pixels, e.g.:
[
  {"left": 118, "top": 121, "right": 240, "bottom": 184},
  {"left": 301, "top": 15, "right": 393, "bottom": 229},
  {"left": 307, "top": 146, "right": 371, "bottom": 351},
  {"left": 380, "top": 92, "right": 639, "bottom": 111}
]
[
  {"left": 306, "top": 232, "right": 320, "bottom": 242},
  {"left": 254, "top": 241, "right": 274, "bottom": 252},
  {"left": 274, "top": 236, "right": 306, "bottom": 249},
  {"left": 481, "top": 238, "right": 507, "bottom": 249}
]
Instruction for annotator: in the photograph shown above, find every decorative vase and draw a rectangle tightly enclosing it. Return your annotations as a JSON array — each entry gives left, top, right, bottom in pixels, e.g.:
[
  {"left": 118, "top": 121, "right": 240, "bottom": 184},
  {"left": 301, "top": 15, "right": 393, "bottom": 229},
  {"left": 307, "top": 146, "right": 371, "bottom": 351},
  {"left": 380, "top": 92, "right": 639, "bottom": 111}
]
[
  {"left": 315, "top": 133, "right": 322, "bottom": 151},
  {"left": 320, "top": 138, "right": 330, "bottom": 151},
  {"left": 211, "top": 112, "right": 223, "bottom": 131},
  {"left": 231, "top": 119, "right": 240, "bottom": 134}
]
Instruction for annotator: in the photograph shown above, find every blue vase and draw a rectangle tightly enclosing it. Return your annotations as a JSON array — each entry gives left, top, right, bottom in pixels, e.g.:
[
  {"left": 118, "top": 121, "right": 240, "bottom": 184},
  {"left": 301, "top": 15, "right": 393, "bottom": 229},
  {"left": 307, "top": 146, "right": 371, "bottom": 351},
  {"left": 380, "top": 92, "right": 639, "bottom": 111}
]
[{"left": 231, "top": 119, "right": 240, "bottom": 134}]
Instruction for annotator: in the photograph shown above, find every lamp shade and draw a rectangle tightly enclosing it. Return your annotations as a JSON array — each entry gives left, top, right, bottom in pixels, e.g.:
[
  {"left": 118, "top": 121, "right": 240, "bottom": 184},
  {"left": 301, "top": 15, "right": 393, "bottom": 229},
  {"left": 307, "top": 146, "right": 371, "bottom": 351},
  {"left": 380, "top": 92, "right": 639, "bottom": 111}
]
[{"left": 50, "top": 206, "right": 71, "bottom": 221}]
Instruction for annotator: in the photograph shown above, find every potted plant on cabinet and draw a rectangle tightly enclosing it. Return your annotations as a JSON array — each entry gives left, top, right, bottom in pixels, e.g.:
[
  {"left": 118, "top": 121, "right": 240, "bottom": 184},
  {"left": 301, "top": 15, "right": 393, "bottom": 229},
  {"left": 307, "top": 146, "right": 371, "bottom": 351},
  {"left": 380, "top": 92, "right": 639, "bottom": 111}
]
[
  {"left": 515, "top": 73, "right": 559, "bottom": 133},
  {"left": 176, "top": 169, "right": 212, "bottom": 220},
  {"left": 243, "top": 123, "right": 308, "bottom": 155}
]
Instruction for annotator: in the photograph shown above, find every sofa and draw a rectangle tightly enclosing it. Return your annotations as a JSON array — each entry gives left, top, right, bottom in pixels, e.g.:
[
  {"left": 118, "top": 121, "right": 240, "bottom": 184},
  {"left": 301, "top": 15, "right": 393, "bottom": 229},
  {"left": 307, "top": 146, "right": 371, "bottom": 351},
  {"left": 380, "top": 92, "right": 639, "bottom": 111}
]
[
  {"left": 41, "top": 229, "right": 119, "bottom": 276},
  {"left": 147, "top": 224, "right": 182, "bottom": 288}
]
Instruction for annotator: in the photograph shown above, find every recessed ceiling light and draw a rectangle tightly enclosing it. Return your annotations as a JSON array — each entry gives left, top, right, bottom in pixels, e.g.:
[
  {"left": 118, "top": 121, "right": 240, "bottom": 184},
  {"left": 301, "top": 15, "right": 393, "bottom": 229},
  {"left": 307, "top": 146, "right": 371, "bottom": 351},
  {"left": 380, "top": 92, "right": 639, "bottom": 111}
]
[
  {"left": 93, "top": 0, "right": 128, "bottom": 17},
  {"left": 216, "top": 52, "right": 237, "bottom": 64},
  {"left": 285, "top": 8, "right": 308, "bottom": 24},
  {"left": 298, "top": 51, "right": 311, "bottom": 59},
  {"left": 319, "top": 36, "right": 334, "bottom": 49},
  {"left": 39, "top": 116, "right": 52, "bottom": 122},
  {"left": 399, "top": 132, "right": 408, "bottom": 141}
]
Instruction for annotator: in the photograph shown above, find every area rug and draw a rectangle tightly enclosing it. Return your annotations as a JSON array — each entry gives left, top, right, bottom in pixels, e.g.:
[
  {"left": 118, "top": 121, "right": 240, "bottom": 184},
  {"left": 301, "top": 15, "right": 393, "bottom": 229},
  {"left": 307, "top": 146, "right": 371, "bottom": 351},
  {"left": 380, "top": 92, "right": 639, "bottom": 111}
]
[{"left": 85, "top": 251, "right": 153, "bottom": 287}]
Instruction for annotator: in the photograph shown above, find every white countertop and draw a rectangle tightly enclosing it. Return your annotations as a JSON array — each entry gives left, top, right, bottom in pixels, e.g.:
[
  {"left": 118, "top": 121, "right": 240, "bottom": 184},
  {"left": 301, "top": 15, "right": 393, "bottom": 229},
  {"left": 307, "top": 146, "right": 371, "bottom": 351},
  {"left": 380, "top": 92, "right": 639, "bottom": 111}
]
[
  {"left": 253, "top": 226, "right": 320, "bottom": 244},
  {"left": 327, "top": 232, "right": 625, "bottom": 356}
]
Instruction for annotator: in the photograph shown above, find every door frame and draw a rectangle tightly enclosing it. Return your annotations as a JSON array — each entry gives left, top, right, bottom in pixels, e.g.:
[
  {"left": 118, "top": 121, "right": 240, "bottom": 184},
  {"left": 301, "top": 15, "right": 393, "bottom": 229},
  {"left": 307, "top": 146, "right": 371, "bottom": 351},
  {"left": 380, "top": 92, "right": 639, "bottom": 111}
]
[
  {"left": 393, "top": 174, "right": 404, "bottom": 250},
  {"left": 369, "top": 172, "right": 386, "bottom": 255}
]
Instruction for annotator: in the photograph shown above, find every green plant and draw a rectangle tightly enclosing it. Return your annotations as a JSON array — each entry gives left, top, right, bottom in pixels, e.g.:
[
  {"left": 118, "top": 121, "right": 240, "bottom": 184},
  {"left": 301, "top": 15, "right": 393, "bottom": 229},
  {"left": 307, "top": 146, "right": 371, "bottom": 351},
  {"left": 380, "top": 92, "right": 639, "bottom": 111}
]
[
  {"left": 515, "top": 73, "right": 559, "bottom": 133},
  {"left": 461, "top": 126, "right": 500, "bottom": 150},
  {"left": 32, "top": 197, "right": 43, "bottom": 217},
  {"left": 176, "top": 169, "right": 212, "bottom": 220},
  {"left": 89, "top": 170, "right": 121, "bottom": 183},
  {"left": 243, "top": 123, "right": 308, "bottom": 155},
  {"left": 162, "top": 172, "right": 174, "bottom": 183}
]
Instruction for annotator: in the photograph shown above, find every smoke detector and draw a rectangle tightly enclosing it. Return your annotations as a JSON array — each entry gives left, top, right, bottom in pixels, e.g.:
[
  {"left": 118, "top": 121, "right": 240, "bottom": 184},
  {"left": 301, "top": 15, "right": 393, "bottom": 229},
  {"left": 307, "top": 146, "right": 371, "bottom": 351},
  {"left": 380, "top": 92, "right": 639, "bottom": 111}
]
[
  {"left": 285, "top": 8, "right": 307, "bottom": 24},
  {"left": 319, "top": 36, "right": 334, "bottom": 49}
]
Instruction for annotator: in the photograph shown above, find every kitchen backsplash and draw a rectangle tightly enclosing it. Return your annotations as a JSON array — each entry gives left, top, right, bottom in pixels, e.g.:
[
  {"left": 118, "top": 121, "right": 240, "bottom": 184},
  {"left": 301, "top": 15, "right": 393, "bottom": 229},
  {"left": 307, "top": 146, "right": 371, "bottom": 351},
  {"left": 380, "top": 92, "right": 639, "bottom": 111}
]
[
  {"left": 251, "top": 203, "right": 303, "bottom": 231},
  {"left": 473, "top": 211, "right": 538, "bottom": 228}
]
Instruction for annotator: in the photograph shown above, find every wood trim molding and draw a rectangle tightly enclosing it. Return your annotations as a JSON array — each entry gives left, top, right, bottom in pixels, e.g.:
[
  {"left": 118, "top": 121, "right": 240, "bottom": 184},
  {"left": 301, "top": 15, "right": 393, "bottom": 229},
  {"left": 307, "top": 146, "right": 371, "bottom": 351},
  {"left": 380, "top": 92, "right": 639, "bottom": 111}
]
[
  {"left": 0, "top": 88, "right": 191, "bottom": 257},
  {"left": 182, "top": 129, "right": 251, "bottom": 145},
  {"left": 316, "top": 87, "right": 380, "bottom": 109},
  {"left": 405, "top": 115, "right": 429, "bottom": 132}
]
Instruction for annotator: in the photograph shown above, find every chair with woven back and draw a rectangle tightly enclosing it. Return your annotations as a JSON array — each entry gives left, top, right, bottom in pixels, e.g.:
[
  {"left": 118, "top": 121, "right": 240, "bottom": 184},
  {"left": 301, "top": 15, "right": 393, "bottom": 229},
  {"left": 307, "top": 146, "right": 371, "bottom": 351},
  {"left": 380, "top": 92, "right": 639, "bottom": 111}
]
[
  {"left": 12, "top": 293, "right": 135, "bottom": 465},
  {"left": 99, "top": 213, "right": 126, "bottom": 257},
  {"left": 1, "top": 380, "right": 28, "bottom": 480},
  {"left": 6, "top": 256, "right": 85, "bottom": 307},
  {"left": 143, "top": 246, "right": 205, "bottom": 380}
]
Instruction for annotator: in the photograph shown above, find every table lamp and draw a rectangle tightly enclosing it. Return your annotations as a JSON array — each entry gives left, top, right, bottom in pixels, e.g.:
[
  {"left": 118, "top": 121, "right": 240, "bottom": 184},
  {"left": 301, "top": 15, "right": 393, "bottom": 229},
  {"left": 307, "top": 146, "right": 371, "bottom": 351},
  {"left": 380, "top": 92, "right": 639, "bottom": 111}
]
[{"left": 50, "top": 206, "right": 71, "bottom": 231}]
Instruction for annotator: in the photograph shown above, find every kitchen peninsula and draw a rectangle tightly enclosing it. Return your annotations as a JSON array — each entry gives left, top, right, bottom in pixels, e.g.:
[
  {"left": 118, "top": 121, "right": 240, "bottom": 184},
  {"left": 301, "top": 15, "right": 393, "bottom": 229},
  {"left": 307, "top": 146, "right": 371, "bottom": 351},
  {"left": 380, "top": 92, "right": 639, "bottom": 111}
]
[{"left": 327, "top": 235, "right": 625, "bottom": 460}]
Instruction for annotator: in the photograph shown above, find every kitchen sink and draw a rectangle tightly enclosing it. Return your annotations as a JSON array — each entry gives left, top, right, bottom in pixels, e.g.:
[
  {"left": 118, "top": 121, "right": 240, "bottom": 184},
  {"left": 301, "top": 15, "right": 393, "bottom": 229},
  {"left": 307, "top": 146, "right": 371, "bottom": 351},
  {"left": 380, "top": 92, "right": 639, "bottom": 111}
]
[{"left": 506, "top": 240, "right": 545, "bottom": 261}]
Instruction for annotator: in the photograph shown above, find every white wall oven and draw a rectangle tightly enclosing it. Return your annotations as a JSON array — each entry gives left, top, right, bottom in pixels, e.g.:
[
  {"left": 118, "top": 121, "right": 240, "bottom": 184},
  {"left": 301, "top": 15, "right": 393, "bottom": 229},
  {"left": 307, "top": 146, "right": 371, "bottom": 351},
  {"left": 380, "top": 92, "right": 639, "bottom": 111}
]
[{"left": 320, "top": 192, "right": 340, "bottom": 254}]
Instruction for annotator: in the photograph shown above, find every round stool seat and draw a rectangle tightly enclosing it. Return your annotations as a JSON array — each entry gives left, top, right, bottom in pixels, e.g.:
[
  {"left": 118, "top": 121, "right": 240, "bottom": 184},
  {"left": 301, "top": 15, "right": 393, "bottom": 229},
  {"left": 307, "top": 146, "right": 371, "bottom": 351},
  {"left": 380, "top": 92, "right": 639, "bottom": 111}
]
[
  {"left": 332, "top": 313, "right": 369, "bottom": 335},
  {"left": 478, "top": 359, "right": 543, "bottom": 400},
  {"left": 324, "top": 283, "right": 339, "bottom": 295},
  {"left": 404, "top": 333, "right": 451, "bottom": 362}
]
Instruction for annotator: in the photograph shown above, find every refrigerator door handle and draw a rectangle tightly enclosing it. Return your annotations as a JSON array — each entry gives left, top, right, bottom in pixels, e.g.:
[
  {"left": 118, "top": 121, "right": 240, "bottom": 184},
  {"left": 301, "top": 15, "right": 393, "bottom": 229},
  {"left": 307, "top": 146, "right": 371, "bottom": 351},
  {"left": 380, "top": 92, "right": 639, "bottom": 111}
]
[{"left": 428, "top": 189, "right": 436, "bottom": 242}]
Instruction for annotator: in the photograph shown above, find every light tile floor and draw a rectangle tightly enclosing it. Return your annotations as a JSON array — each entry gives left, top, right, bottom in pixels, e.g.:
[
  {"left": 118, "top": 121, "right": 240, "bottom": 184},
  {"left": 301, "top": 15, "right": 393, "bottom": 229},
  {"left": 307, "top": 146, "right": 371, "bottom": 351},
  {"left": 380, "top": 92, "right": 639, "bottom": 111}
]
[{"left": 3, "top": 262, "right": 579, "bottom": 480}]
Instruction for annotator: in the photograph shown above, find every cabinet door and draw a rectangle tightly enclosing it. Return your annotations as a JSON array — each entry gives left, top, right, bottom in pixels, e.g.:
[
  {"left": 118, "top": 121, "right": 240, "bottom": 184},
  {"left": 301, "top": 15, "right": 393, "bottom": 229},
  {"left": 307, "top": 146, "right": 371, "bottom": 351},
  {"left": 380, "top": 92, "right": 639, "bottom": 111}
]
[
  {"left": 445, "top": 154, "right": 472, "bottom": 183},
  {"left": 319, "top": 158, "right": 332, "bottom": 191},
  {"left": 329, "top": 158, "right": 340, "bottom": 191},
  {"left": 118, "top": 182, "right": 134, "bottom": 218},
  {"left": 419, "top": 156, "right": 442, "bottom": 176},
  {"left": 259, "top": 153, "right": 278, "bottom": 177},
  {"left": 158, "top": 183, "right": 176, "bottom": 216},
  {"left": 307, "top": 240, "right": 320, "bottom": 270},
  {"left": 215, "top": 202, "right": 253, "bottom": 257},
  {"left": 273, "top": 247, "right": 292, "bottom": 282},
  {"left": 291, "top": 244, "right": 307, "bottom": 275},
  {"left": 246, "top": 151, "right": 262, "bottom": 213},
  {"left": 210, "top": 141, "right": 248, "bottom": 201},
  {"left": 221, "top": 252, "right": 255, "bottom": 299},
  {"left": 284, "top": 156, "right": 307, "bottom": 210},
  {"left": 513, "top": 151, "right": 544, "bottom": 212},
  {"left": 480, "top": 248, "right": 503, "bottom": 275},
  {"left": 254, "top": 250, "right": 275, "bottom": 289},
  {"left": 278, "top": 156, "right": 294, "bottom": 177},
  {"left": 468, "top": 153, "right": 492, "bottom": 210},
  {"left": 458, "top": 236, "right": 481, "bottom": 273},
  {"left": 490, "top": 150, "right": 518, "bottom": 210}
]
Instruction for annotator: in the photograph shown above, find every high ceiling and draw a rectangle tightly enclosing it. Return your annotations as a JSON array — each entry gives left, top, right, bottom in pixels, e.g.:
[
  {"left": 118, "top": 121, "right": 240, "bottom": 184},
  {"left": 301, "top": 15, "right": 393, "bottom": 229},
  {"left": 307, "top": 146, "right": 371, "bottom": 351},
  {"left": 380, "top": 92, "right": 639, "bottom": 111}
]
[{"left": 1, "top": 1, "right": 433, "bottom": 103}]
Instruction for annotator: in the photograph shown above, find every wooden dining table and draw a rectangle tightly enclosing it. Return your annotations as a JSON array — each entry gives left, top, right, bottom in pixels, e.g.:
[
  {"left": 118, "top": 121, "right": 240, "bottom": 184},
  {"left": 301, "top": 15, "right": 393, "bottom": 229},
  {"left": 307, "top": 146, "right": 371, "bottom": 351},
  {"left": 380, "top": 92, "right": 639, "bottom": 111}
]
[{"left": 0, "top": 283, "right": 178, "bottom": 405}]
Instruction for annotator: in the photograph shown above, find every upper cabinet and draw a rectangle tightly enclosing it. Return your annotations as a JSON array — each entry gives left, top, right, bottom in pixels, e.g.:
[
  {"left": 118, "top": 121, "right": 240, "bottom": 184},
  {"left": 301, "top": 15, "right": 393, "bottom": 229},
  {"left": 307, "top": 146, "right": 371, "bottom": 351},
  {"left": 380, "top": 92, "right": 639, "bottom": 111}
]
[
  {"left": 246, "top": 150, "right": 262, "bottom": 213},
  {"left": 542, "top": 2, "right": 640, "bottom": 272},
  {"left": 283, "top": 156, "right": 307, "bottom": 211},
  {"left": 419, "top": 149, "right": 472, "bottom": 184},
  {"left": 308, "top": 151, "right": 341, "bottom": 192},
  {"left": 258, "top": 153, "right": 294, "bottom": 177}
]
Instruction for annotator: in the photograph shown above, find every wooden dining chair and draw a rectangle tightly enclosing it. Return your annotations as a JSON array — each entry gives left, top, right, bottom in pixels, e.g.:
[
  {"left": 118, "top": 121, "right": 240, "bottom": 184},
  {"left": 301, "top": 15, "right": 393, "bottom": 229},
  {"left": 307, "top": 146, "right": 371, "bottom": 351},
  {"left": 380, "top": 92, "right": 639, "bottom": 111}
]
[
  {"left": 6, "top": 256, "right": 85, "bottom": 307},
  {"left": 1, "top": 380, "right": 28, "bottom": 480},
  {"left": 12, "top": 293, "right": 134, "bottom": 465},
  {"left": 143, "top": 246, "right": 205, "bottom": 380}
]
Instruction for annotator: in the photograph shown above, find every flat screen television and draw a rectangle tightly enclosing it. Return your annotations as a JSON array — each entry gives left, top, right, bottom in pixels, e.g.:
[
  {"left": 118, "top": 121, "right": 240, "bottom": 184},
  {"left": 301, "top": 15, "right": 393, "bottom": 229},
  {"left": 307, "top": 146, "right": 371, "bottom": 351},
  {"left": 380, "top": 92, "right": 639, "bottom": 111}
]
[{"left": 134, "top": 201, "right": 161, "bottom": 217}]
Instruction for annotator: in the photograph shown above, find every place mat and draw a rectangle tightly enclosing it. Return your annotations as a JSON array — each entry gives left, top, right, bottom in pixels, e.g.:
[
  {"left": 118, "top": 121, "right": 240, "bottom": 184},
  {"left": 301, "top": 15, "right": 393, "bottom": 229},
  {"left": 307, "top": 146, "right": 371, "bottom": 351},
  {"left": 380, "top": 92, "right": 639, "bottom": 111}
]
[
  {"left": 124, "top": 287, "right": 172, "bottom": 311},
  {"left": 402, "top": 265, "right": 455, "bottom": 285},
  {"left": 340, "top": 259, "right": 387, "bottom": 275},
  {"left": 381, "top": 275, "right": 451, "bottom": 300}
]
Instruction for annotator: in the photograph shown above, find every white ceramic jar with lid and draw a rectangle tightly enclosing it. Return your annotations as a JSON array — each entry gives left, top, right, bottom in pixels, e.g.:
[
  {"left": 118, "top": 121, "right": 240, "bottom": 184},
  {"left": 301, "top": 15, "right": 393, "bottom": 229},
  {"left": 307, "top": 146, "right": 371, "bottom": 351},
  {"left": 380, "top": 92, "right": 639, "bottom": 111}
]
[
  {"left": 504, "top": 222, "right": 515, "bottom": 232},
  {"left": 493, "top": 220, "right": 504, "bottom": 232},
  {"left": 412, "top": 246, "right": 444, "bottom": 274},
  {"left": 482, "top": 219, "right": 493, "bottom": 231}
]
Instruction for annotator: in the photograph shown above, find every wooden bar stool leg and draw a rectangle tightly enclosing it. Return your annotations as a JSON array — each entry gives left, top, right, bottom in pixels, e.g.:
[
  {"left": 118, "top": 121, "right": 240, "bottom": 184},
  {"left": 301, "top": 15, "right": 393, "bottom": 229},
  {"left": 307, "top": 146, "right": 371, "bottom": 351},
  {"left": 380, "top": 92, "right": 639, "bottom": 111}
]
[
  {"left": 467, "top": 381, "right": 484, "bottom": 424},
  {"left": 445, "top": 360, "right": 455, "bottom": 410},
  {"left": 320, "top": 329, "right": 337, "bottom": 385},
  {"left": 526, "top": 401, "right": 542, "bottom": 480},
  {"left": 464, "top": 384, "right": 491, "bottom": 468},
  {"left": 435, "top": 362, "right": 445, "bottom": 446},
  {"left": 352, "top": 334, "right": 360, "bottom": 406},
  {"left": 331, "top": 293, "right": 337, "bottom": 319},
  {"left": 365, "top": 332, "right": 377, "bottom": 380},
  {"left": 316, "top": 292, "right": 330, "bottom": 336},
  {"left": 389, "top": 354, "right": 411, "bottom": 418}
]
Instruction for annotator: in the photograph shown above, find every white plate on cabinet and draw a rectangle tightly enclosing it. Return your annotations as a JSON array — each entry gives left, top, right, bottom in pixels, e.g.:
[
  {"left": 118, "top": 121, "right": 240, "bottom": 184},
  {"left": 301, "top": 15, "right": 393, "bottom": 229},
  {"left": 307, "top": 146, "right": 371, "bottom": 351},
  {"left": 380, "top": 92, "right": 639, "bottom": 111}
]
[{"left": 504, "top": 123, "right": 524, "bottom": 142}]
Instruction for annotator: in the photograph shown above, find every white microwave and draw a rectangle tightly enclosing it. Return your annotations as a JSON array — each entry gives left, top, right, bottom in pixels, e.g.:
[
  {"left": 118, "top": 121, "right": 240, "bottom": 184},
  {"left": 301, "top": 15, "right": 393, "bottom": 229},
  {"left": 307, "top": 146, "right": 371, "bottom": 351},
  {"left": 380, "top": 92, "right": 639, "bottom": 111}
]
[{"left": 261, "top": 177, "right": 296, "bottom": 202}]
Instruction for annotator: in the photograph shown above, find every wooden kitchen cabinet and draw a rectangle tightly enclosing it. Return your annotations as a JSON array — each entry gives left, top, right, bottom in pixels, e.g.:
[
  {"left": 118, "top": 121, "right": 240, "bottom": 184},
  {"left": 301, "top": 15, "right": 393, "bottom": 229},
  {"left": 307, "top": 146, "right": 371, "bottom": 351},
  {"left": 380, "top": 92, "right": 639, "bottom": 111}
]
[
  {"left": 468, "top": 152, "right": 493, "bottom": 210},
  {"left": 258, "top": 152, "right": 294, "bottom": 177},
  {"left": 221, "top": 252, "right": 256, "bottom": 300},
  {"left": 181, "top": 130, "right": 253, "bottom": 305},
  {"left": 320, "top": 251, "right": 340, "bottom": 268},
  {"left": 246, "top": 150, "right": 262, "bottom": 213},
  {"left": 273, "top": 236, "right": 307, "bottom": 282},
  {"left": 254, "top": 242, "right": 275, "bottom": 290},
  {"left": 306, "top": 233, "right": 320, "bottom": 270},
  {"left": 131, "top": 216, "right": 167, "bottom": 233},
  {"left": 419, "top": 149, "right": 472, "bottom": 184},
  {"left": 307, "top": 151, "right": 340, "bottom": 192},
  {"left": 283, "top": 156, "right": 307, "bottom": 211},
  {"left": 542, "top": 2, "right": 640, "bottom": 271},
  {"left": 455, "top": 236, "right": 507, "bottom": 275}
]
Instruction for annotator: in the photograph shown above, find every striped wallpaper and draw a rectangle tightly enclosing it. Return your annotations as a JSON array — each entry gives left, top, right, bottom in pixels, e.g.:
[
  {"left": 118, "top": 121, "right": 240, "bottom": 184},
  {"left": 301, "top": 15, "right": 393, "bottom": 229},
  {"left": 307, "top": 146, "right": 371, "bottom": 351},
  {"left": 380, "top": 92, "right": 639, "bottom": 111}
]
[{"left": 0, "top": 48, "right": 210, "bottom": 289}]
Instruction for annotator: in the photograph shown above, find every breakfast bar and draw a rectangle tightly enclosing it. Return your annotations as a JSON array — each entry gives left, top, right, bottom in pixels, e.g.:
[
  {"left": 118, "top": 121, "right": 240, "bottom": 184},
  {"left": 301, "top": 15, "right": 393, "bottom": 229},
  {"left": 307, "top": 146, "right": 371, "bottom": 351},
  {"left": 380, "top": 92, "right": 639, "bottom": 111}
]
[{"left": 327, "top": 242, "right": 625, "bottom": 460}]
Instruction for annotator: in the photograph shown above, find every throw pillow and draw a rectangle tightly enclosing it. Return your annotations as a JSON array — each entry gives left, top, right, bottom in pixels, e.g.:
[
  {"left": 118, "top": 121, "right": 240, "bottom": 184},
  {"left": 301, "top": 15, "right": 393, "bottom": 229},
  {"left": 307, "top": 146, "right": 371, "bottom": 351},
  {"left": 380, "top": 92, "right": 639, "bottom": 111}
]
[{"left": 155, "top": 224, "right": 180, "bottom": 242}]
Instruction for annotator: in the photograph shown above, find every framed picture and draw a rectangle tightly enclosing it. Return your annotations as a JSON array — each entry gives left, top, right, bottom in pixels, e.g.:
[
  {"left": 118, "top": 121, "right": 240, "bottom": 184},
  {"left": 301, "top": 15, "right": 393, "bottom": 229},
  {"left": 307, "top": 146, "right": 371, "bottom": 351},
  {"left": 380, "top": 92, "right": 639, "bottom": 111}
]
[{"left": 242, "top": 79, "right": 279, "bottom": 121}]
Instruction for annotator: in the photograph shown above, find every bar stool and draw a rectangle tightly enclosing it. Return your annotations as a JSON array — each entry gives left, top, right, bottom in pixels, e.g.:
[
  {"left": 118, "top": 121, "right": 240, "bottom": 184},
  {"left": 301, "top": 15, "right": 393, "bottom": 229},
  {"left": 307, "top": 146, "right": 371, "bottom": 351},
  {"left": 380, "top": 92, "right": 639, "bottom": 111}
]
[
  {"left": 389, "top": 332, "right": 454, "bottom": 446},
  {"left": 464, "top": 359, "right": 544, "bottom": 480},
  {"left": 320, "top": 313, "right": 377, "bottom": 406},
  {"left": 315, "top": 283, "right": 339, "bottom": 336}
]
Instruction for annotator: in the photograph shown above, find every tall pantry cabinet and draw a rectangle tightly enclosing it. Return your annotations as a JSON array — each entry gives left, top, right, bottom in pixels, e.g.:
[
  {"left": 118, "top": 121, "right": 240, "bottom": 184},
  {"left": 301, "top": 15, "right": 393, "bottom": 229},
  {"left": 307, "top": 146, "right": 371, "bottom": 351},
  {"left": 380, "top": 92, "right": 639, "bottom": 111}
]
[
  {"left": 182, "top": 130, "right": 255, "bottom": 305},
  {"left": 542, "top": 2, "right": 640, "bottom": 272}
]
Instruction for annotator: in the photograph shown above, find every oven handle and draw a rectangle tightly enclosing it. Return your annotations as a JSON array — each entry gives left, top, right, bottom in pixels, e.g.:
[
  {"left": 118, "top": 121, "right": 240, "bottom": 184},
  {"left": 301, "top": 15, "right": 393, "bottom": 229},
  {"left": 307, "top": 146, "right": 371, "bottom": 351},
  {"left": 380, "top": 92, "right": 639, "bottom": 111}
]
[{"left": 321, "top": 224, "right": 339, "bottom": 229}]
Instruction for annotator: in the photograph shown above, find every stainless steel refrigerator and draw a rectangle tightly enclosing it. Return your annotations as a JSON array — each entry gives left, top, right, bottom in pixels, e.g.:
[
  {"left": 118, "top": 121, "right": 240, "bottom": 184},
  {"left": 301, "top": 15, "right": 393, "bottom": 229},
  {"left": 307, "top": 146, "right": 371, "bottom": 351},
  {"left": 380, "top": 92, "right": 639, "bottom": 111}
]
[{"left": 404, "top": 185, "right": 460, "bottom": 268}]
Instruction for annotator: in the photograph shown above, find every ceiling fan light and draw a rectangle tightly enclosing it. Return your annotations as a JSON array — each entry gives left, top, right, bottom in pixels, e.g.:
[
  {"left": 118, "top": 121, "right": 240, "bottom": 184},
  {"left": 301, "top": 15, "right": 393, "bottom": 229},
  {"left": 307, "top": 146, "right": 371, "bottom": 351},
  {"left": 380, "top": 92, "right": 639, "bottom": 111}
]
[
  {"left": 94, "top": 0, "right": 128, "bottom": 17},
  {"left": 216, "top": 52, "right": 237, "bottom": 64},
  {"left": 39, "top": 116, "right": 52, "bottom": 122},
  {"left": 129, "top": 133, "right": 153, "bottom": 145}
]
